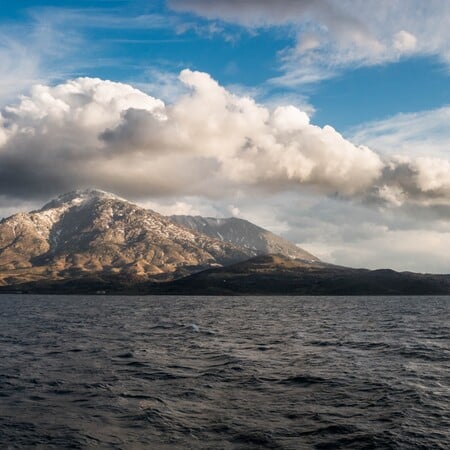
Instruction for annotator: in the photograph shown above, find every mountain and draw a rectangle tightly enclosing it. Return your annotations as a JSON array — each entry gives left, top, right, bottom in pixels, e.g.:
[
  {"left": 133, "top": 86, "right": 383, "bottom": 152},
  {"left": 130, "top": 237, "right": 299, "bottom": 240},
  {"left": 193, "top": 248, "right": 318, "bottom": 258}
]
[
  {"left": 1, "top": 190, "right": 448, "bottom": 295},
  {"left": 171, "top": 215, "right": 318, "bottom": 261},
  {"left": 0, "top": 189, "right": 253, "bottom": 286}
]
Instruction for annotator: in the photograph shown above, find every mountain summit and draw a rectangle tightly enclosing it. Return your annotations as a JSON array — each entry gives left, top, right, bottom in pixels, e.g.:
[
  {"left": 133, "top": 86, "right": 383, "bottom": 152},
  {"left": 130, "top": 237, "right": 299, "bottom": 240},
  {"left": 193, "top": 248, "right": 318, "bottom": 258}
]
[{"left": 40, "top": 189, "right": 129, "bottom": 210}]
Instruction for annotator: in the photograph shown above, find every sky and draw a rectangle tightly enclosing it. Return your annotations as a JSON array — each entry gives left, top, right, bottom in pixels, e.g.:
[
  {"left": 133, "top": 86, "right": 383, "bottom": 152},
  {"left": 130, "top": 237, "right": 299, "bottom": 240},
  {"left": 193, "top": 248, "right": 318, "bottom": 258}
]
[{"left": 1, "top": 0, "right": 450, "bottom": 273}]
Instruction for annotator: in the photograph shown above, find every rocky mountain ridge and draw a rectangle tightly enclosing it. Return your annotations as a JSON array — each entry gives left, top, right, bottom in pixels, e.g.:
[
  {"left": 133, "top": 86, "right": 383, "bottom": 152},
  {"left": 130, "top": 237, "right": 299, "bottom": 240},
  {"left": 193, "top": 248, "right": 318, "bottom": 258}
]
[{"left": 171, "top": 215, "right": 318, "bottom": 262}]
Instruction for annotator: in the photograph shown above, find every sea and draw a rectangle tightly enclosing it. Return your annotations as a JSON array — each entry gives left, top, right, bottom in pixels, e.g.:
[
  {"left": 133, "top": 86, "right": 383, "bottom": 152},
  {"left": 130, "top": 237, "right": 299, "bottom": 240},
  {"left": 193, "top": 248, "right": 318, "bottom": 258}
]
[{"left": 0, "top": 295, "right": 448, "bottom": 449}]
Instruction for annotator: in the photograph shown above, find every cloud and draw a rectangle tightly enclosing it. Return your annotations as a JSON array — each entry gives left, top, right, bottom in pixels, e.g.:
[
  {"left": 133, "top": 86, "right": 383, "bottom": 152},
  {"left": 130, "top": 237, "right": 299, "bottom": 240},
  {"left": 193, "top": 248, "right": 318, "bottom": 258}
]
[
  {"left": 102, "top": 70, "right": 384, "bottom": 197},
  {"left": 0, "top": 5, "right": 179, "bottom": 107},
  {"left": 0, "top": 37, "right": 41, "bottom": 104},
  {"left": 349, "top": 106, "right": 450, "bottom": 158},
  {"left": 0, "top": 15, "right": 73, "bottom": 104},
  {"left": 305, "top": 228, "right": 450, "bottom": 273},
  {"left": 348, "top": 106, "right": 450, "bottom": 207},
  {"left": 169, "top": 0, "right": 450, "bottom": 85},
  {"left": 169, "top": 0, "right": 323, "bottom": 27},
  {"left": 393, "top": 30, "right": 417, "bottom": 53},
  {"left": 0, "top": 6, "right": 127, "bottom": 106},
  {"left": 0, "top": 70, "right": 449, "bottom": 213},
  {"left": 262, "top": 193, "right": 450, "bottom": 273},
  {"left": 30, "top": 7, "right": 170, "bottom": 31},
  {"left": 0, "top": 71, "right": 385, "bottom": 201}
]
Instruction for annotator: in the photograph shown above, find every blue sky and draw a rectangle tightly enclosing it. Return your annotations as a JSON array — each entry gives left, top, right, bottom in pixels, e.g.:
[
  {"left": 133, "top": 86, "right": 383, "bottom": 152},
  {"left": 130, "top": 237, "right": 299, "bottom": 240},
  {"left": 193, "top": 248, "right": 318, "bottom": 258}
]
[
  {"left": 2, "top": 0, "right": 449, "bottom": 130},
  {"left": 1, "top": 0, "right": 450, "bottom": 272}
]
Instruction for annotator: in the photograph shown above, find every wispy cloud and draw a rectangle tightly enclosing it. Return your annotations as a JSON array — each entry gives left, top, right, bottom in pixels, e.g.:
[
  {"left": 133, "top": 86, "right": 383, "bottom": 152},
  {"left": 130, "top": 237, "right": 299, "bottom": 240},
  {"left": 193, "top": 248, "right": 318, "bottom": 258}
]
[
  {"left": 169, "top": 0, "right": 450, "bottom": 85},
  {"left": 29, "top": 7, "right": 170, "bottom": 30},
  {"left": 0, "top": 5, "right": 185, "bottom": 105},
  {"left": 349, "top": 106, "right": 450, "bottom": 158},
  {"left": 0, "top": 15, "right": 77, "bottom": 103}
]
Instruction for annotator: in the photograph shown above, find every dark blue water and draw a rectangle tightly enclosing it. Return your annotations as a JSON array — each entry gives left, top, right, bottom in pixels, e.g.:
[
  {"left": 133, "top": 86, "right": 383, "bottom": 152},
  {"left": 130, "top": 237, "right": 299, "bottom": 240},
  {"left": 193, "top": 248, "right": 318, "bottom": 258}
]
[{"left": 0, "top": 295, "right": 449, "bottom": 449}]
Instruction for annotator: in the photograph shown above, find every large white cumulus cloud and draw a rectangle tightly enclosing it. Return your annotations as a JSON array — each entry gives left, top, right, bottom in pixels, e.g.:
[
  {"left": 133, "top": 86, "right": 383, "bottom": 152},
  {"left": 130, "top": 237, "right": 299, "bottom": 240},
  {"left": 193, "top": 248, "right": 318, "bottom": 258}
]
[
  {"left": 0, "top": 69, "right": 448, "bottom": 209},
  {"left": 3, "top": 77, "right": 164, "bottom": 134},
  {"left": 0, "top": 70, "right": 382, "bottom": 199}
]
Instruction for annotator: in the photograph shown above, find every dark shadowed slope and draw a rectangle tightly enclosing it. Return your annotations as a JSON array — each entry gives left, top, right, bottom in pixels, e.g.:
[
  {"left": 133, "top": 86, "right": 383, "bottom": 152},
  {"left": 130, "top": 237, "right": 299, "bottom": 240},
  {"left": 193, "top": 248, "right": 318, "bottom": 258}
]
[
  {"left": 5, "top": 254, "right": 450, "bottom": 295},
  {"left": 151, "top": 254, "right": 450, "bottom": 295}
]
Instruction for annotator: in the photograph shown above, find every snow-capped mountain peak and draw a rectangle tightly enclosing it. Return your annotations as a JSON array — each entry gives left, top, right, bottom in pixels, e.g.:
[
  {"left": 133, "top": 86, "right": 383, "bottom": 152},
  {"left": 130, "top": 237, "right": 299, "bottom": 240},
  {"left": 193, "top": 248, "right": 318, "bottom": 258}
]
[{"left": 40, "top": 189, "right": 130, "bottom": 212}]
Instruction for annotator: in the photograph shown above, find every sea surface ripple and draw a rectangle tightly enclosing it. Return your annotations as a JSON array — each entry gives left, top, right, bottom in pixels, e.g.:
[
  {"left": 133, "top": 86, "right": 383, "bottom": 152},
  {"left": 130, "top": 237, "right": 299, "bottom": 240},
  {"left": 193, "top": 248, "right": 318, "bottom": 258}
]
[{"left": 0, "top": 295, "right": 449, "bottom": 449}]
